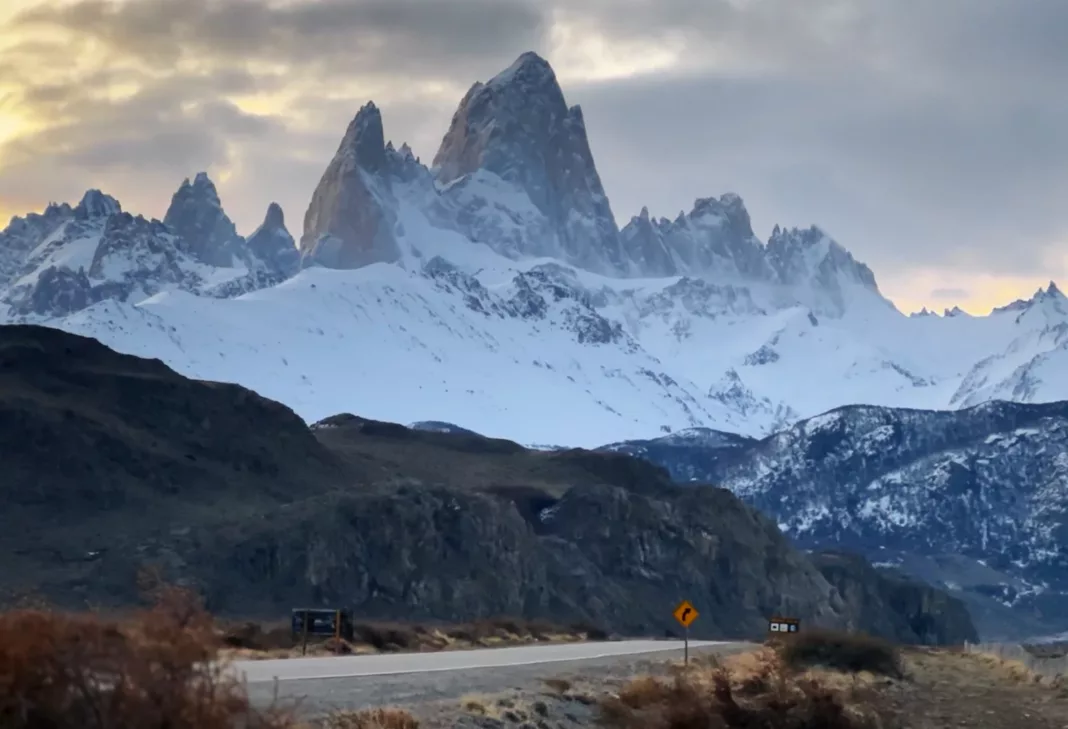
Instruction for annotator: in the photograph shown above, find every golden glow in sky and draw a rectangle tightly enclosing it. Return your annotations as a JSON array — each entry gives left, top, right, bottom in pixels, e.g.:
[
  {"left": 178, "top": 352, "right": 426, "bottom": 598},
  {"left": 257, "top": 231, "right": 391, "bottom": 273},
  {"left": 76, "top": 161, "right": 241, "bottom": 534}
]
[{"left": 0, "top": 0, "right": 1063, "bottom": 317}]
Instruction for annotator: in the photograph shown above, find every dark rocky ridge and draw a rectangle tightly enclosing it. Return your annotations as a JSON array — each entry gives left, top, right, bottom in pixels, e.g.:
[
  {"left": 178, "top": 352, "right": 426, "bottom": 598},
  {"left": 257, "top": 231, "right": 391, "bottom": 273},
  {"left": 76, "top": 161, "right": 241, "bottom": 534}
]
[
  {"left": 0, "top": 325, "right": 974, "bottom": 644},
  {"left": 163, "top": 172, "right": 245, "bottom": 267},
  {"left": 600, "top": 403, "right": 1068, "bottom": 639}
]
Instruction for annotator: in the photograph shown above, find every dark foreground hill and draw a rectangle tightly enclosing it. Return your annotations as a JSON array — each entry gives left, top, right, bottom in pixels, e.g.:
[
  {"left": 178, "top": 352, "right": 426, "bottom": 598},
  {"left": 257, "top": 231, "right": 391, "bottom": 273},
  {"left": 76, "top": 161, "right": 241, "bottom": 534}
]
[{"left": 0, "top": 325, "right": 975, "bottom": 644}]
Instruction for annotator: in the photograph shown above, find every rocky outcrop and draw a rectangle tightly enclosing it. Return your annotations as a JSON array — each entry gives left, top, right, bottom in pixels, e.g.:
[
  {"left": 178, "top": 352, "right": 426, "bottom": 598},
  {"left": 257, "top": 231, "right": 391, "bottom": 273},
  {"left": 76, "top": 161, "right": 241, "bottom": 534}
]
[
  {"left": 163, "top": 172, "right": 244, "bottom": 268},
  {"left": 246, "top": 203, "right": 299, "bottom": 278},
  {"left": 433, "top": 52, "right": 628, "bottom": 275},
  {"left": 600, "top": 401, "right": 1068, "bottom": 637},
  {"left": 0, "top": 203, "right": 74, "bottom": 289},
  {"left": 0, "top": 330, "right": 974, "bottom": 645},
  {"left": 812, "top": 551, "right": 978, "bottom": 645},
  {"left": 13, "top": 266, "right": 95, "bottom": 317},
  {"left": 300, "top": 102, "right": 401, "bottom": 269},
  {"left": 620, "top": 195, "right": 771, "bottom": 279},
  {"left": 765, "top": 225, "right": 877, "bottom": 290}
]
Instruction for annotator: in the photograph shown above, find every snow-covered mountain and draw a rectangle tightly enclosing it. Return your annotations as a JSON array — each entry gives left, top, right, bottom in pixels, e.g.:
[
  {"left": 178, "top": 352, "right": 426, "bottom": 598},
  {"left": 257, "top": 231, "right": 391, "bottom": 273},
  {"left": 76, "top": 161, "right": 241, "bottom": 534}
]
[
  {"left": 0, "top": 175, "right": 297, "bottom": 318},
  {"left": 1, "top": 51, "right": 1067, "bottom": 448},
  {"left": 600, "top": 401, "right": 1068, "bottom": 639}
]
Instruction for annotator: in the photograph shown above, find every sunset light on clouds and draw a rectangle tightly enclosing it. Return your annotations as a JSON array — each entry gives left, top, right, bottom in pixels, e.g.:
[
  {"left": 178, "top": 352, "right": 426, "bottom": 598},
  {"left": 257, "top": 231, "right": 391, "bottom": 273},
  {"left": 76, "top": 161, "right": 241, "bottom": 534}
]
[{"left": 0, "top": 0, "right": 1065, "bottom": 315}]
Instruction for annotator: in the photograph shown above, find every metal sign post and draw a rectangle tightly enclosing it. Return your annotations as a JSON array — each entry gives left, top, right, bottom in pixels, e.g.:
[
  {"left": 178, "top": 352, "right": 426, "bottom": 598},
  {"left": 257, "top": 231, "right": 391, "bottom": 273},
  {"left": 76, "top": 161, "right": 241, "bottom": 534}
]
[
  {"left": 673, "top": 600, "right": 699, "bottom": 666},
  {"left": 301, "top": 611, "right": 309, "bottom": 656}
]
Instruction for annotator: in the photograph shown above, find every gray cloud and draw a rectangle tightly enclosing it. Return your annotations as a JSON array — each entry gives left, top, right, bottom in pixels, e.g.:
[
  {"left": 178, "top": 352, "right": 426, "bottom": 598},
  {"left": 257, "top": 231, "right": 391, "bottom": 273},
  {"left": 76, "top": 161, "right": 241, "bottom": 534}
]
[
  {"left": 14, "top": 0, "right": 548, "bottom": 80},
  {"left": 2, "top": 0, "right": 1066, "bottom": 297},
  {"left": 930, "top": 288, "right": 972, "bottom": 301}
]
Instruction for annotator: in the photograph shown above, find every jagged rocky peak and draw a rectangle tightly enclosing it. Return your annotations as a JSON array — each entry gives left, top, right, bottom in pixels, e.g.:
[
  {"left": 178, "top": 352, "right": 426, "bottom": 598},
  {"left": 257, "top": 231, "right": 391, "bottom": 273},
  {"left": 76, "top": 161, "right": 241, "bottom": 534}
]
[
  {"left": 337, "top": 101, "right": 388, "bottom": 172},
  {"left": 300, "top": 101, "right": 400, "bottom": 270},
  {"left": 943, "top": 305, "right": 968, "bottom": 318},
  {"left": 691, "top": 193, "right": 755, "bottom": 240},
  {"left": 75, "top": 189, "right": 121, "bottom": 219},
  {"left": 263, "top": 201, "right": 285, "bottom": 229},
  {"left": 1035, "top": 280, "right": 1065, "bottom": 303},
  {"left": 163, "top": 171, "right": 243, "bottom": 268},
  {"left": 620, "top": 193, "right": 768, "bottom": 279},
  {"left": 432, "top": 51, "right": 627, "bottom": 275},
  {"left": 247, "top": 202, "right": 299, "bottom": 278},
  {"left": 765, "top": 224, "right": 879, "bottom": 291}
]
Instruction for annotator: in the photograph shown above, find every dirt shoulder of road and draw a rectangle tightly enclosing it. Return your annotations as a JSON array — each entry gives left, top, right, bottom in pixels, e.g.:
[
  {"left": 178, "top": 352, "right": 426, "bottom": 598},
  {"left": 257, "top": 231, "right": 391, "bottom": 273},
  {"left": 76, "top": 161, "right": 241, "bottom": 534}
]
[{"left": 332, "top": 645, "right": 1068, "bottom": 729}]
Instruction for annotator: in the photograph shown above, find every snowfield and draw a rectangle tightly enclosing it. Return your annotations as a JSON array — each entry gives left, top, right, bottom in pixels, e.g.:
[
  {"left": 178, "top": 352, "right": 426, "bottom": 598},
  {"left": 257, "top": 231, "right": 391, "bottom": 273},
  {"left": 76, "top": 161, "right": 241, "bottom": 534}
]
[
  {"left": 22, "top": 228, "right": 1068, "bottom": 448},
  {"left": 2, "top": 51, "right": 1067, "bottom": 448}
]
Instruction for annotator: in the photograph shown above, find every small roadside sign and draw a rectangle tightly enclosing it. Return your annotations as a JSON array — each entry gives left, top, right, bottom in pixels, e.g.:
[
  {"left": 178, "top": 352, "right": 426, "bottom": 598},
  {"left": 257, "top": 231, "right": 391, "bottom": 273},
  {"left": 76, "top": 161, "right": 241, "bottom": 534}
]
[
  {"left": 768, "top": 616, "right": 801, "bottom": 635},
  {"left": 673, "top": 600, "right": 699, "bottom": 628},
  {"left": 673, "top": 600, "right": 699, "bottom": 666},
  {"left": 291, "top": 608, "right": 354, "bottom": 654}
]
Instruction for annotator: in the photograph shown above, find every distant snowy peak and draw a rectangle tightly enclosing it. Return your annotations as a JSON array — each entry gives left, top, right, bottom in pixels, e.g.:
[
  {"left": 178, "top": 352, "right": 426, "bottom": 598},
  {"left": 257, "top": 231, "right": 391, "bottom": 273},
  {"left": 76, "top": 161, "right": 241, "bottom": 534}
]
[
  {"left": 766, "top": 225, "right": 879, "bottom": 292},
  {"left": 0, "top": 180, "right": 284, "bottom": 318},
  {"left": 990, "top": 282, "right": 1065, "bottom": 317},
  {"left": 432, "top": 51, "right": 627, "bottom": 275},
  {"left": 619, "top": 200, "right": 883, "bottom": 312},
  {"left": 163, "top": 172, "right": 243, "bottom": 268},
  {"left": 247, "top": 203, "right": 299, "bottom": 278},
  {"left": 75, "top": 189, "right": 121, "bottom": 219}
]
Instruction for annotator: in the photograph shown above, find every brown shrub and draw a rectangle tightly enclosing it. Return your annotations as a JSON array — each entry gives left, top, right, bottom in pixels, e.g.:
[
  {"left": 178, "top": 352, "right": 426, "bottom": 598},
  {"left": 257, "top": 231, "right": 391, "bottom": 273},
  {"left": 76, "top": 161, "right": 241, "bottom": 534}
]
[
  {"left": 221, "top": 620, "right": 295, "bottom": 651},
  {"left": 0, "top": 586, "right": 294, "bottom": 729},
  {"left": 777, "top": 629, "right": 905, "bottom": 678},
  {"left": 324, "top": 708, "right": 419, "bottom": 729},
  {"left": 351, "top": 622, "right": 422, "bottom": 651},
  {"left": 600, "top": 659, "right": 885, "bottom": 729}
]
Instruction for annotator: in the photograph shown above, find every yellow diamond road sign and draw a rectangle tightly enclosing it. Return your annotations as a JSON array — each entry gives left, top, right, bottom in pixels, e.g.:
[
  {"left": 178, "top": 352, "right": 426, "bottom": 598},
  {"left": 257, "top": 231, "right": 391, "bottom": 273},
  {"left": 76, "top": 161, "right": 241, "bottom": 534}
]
[{"left": 673, "top": 600, "right": 698, "bottom": 628}]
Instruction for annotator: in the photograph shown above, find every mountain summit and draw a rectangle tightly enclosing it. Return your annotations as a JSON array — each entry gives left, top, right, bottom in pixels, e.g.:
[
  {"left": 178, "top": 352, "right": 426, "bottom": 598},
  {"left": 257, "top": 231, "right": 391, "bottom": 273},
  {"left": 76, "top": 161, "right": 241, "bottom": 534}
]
[
  {"left": 300, "top": 101, "right": 401, "bottom": 269},
  {"left": 433, "top": 51, "right": 628, "bottom": 274},
  {"left": 247, "top": 202, "right": 299, "bottom": 278},
  {"left": 163, "top": 172, "right": 243, "bottom": 267}
]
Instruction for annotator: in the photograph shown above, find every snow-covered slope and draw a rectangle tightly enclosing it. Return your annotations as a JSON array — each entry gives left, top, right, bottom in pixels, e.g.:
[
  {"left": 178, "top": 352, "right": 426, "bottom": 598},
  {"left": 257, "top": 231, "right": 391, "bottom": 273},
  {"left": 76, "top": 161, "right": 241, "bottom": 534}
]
[
  {"left": 2, "top": 51, "right": 1067, "bottom": 446},
  {"left": 48, "top": 260, "right": 748, "bottom": 447}
]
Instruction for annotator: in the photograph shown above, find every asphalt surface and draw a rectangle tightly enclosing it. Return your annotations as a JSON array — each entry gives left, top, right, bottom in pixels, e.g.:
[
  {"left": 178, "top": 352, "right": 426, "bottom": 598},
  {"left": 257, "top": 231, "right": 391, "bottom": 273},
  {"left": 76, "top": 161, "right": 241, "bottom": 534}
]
[{"left": 238, "top": 640, "right": 753, "bottom": 717}]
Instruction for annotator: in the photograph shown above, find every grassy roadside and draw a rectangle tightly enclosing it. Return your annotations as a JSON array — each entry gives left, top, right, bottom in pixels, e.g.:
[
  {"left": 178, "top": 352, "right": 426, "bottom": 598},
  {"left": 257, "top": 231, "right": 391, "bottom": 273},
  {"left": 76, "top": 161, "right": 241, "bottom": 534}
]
[
  {"left": 219, "top": 617, "right": 608, "bottom": 660},
  {"left": 4, "top": 588, "right": 1067, "bottom": 729}
]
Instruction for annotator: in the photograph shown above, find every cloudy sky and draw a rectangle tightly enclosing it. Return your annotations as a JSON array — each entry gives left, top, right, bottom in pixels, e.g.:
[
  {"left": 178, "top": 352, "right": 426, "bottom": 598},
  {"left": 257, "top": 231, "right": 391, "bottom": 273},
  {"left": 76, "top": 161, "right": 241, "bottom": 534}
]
[{"left": 0, "top": 0, "right": 1064, "bottom": 314}]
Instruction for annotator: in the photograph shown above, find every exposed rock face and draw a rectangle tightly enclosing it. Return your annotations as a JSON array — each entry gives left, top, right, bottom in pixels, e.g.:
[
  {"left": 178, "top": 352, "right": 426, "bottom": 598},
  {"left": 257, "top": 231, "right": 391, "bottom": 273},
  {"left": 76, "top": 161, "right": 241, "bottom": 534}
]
[
  {"left": 600, "top": 401, "right": 1068, "bottom": 638},
  {"left": 300, "top": 102, "right": 401, "bottom": 269},
  {"left": 246, "top": 203, "right": 299, "bottom": 278},
  {"left": 0, "top": 203, "right": 75, "bottom": 288},
  {"left": 813, "top": 551, "right": 978, "bottom": 645},
  {"left": 0, "top": 329, "right": 975, "bottom": 645},
  {"left": 163, "top": 172, "right": 244, "bottom": 267},
  {"left": 74, "top": 189, "right": 121, "bottom": 219},
  {"left": 15, "top": 266, "right": 94, "bottom": 317},
  {"left": 433, "top": 52, "right": 628, "bottom": 275},
  {"left": 620, "top": 195, "right": 771, "bottom": 279}
]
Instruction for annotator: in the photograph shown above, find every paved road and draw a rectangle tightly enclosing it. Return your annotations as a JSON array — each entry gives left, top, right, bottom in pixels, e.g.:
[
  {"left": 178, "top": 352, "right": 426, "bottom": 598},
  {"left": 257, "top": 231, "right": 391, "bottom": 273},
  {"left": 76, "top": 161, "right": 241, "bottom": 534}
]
[
  {"left": 237, "top": 640, "right": 752, "bottom": 717},
  {"left": 234, "top": 639, "right": 726, "bottom": 684}
]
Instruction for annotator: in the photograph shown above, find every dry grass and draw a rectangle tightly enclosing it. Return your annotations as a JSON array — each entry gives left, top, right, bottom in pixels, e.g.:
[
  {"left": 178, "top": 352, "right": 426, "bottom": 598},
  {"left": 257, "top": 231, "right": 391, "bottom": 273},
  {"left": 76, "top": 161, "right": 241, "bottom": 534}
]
[
  {"left": 600, "top": 649, "right": 890, "bottom": 729},
  {"left": 541, "top": 677, "right": 573, "bottom": 695},
  {"left": 219, "top": 617, "right": 600, "bottom": 660},
  {"left": 0, "top": 585, "right": 297, "bottom": 729},
  {"left": 776, "top": 629, "right": 905, "bottom": 679},
  {"left": 323, "top": 708, "right": 419, "bottom": 729}
]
